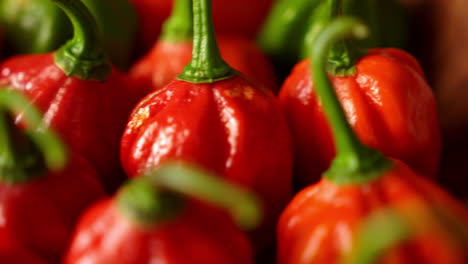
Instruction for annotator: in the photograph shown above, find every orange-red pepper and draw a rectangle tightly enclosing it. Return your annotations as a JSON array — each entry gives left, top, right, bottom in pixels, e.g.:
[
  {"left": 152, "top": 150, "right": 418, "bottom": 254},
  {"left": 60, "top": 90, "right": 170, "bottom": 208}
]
[
  {"left": 277, "top": 18, "right": 467, "bottom": 264},
  {"left": 122, "top": 0, "right": 292, "bottom": 249},
  {"left": 0, "top": 0, "right": 138, "bottom": 191},
  {"left": 279, "top": 7, "right": 440, "bottom": 188},
  {"left": 65, "top": 163, "right": 260, "bottom": 264}
]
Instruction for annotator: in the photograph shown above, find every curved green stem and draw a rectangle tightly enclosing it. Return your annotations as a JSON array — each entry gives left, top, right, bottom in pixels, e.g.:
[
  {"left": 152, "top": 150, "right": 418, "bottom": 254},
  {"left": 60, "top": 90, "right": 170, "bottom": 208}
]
[
  {"left": 177, "top": 0, "right": 237, "bottom": 83},
  {"left": 53, "top": 0, "right": 111, "bottom": 81},
  {"left": 161, "top": 0, "right": 193, "bottom": 42},
  {"left": 311, "top": 17, "right": 393, "bottom": 184},
  {"left": 0, "top": 89, "right": 67, "bottom": 184},
  {"left": 119, "top": 162, "right": 262, "bottom": 230}
]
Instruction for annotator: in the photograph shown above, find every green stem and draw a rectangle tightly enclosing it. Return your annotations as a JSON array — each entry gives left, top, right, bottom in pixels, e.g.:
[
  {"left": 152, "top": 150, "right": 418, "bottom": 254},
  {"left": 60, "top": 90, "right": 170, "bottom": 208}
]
[
  {"left": 161, "top": 0, "right": 193, "bottom": 42},
  {"left": 325, "top": 0, "right": 365, "bottom": 76},
  {"left": 52, "top": 0, "right": 111, "bottom": 82},
  {"left": 118, "top": 162, "right": 262, "bottom": 230},
  {"left": 177, "top": 0, "right": 237, "bottom": 83},
  {"left": 0, "top": 89, "right": 67, "bottom": 184},
  {"left": 311, "top": 17, "right": 393, "bottom": 184}
]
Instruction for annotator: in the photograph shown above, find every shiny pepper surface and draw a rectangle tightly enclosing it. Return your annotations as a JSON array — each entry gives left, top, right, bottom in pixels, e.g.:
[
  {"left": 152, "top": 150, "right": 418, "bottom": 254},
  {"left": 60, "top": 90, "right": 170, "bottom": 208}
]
[
  {"left": 278, "top": 160, "right": 468, "bottom": 264},
  {"left": 277, "top": 18, "right": 467, "bottom": 264},
  {"left": 65, "top": 163, "right": 259, "bottom": 264},
  {"left": 0, "top": 0, "right": 139, "bottom": 191},
  {"left": 0, "top": 55, "right": 136, "bottom": 188},
  {"left": 279, "top": 48, "right": 441, "bottom": 187},
  {"left": 121, "top": 77, "right": 292, "bottom": 246},
  {"left": 122, "top": 0, "right": 292, "bottom": 249}
]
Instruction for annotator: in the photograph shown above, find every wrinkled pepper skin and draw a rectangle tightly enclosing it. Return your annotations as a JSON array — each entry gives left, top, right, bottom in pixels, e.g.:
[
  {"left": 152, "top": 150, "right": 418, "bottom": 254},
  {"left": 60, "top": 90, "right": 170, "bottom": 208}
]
[
  {"left": 121, "top": 76, "right": 293, "bottom": 248},
  {"left": 278, "top": 160, "right": 468, "bottom": 264},
  {"left": 131, "top": 0, "right": 273, "bottom": 54},
  {"left": 258, "top": 0, "right": 407, "bottom": 73},
  {"left": 0, "top": 54, "right": 138, "bottom": 190},
  {"left": 279, "top": 48, "right": 441, "bottom": 187},
  {"left": 65, "top": 199, "right": 252, "bottom": 264},
  {"left": 0, "top": 153, "right": 105, "bottom": 263},
  {"left": 130, "top": 37, "right": 278, "bottom": 96},
  {"left": 0, "top": 0, "right": 138, "bottom": 70}
]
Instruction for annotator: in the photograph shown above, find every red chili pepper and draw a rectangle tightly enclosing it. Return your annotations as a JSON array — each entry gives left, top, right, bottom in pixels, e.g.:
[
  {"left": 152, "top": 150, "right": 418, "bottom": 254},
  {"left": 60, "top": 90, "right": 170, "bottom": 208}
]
[
  {"left": 277, "top": 18, "right": 468, "bottom": 264},
  {"left": 65, "top": 162, "right": 261, "bottom": 264},
  {"left": 122, "top": 0, "right": 292, "bottom": 249},
  {"left": 130, "top": 0, "right": 277, "bottom": 96},
  {"left": 279, "top": 2, "right": 440, "bottom": 188},
  {"left": 131, "top": 0, "right": 273, "bottom": 54},
  {"left": 0, "top": 89, "right": 104, "bottom": 263},
  {"left": 0, "top": 0, "right": 139, "bottom": 191}
]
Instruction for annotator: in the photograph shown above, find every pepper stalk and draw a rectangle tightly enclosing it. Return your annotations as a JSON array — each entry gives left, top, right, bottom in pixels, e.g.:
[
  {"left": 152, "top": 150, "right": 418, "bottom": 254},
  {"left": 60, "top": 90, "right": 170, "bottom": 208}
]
[
  {"left": 118, "top": 162, "right": 262, "bottom": 230},
  {"left": 310, "top": 17, "right": 393, "bottom": 184},
  {"left": 177, "top": 0, "right": 237, "bottom": 83}
]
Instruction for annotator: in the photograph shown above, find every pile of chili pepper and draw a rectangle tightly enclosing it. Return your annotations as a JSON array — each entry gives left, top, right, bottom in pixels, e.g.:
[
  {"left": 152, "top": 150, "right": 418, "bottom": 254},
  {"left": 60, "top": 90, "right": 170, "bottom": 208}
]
[{"left": 0, "top": 0, "right": 466, "bottom": 263}]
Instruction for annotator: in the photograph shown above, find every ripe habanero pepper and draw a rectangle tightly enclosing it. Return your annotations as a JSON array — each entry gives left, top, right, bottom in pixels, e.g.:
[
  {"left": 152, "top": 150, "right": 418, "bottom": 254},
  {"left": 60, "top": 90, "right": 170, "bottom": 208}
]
[
  {"left": 277, "top": 18, "right": 468, "bottom": 264},
  {"left": 131, "top": 0, "right": 273, "bottom": 55},
  {"left": 258, "top": 0, "right": 408, "bottom": 76},
  {"left": 65, "top": 162, "right": 261, "bottom": 264},
  {"left": 0, "top": 0, "right": 137, "bottom": 70},
  {"left": 121, "top": 0, "right": 293, "bottom": 250},
  {"left": 130, "top": 0, "right": 278, "bottom": 96},
  {"left": 0, "top": 89, "right": 104, "bottom": 263},
  {"left": 278, "top": 0, "right": 440, "bottom": 188},
  {"left": 0, "top": 0, "right": 139, "bottom": 192}
]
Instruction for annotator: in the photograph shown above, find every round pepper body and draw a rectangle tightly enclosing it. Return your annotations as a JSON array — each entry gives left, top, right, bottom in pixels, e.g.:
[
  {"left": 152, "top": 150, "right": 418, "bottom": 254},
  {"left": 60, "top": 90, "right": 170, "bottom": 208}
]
[
  {"left": 131, "top": 0, "right": 273, "bottom": 54},
  {"left": 130, "top": 37, "right": 278, "bottom": 97},
  {"left": 121, "top": 76, "right": 293, "bottom": 248},
  {"left": 0, "top": 153, "right": 105, "bottom": 263},
  {"left": 0, "top": 53, "right": 138, "bottom": 191},
  {"left": 278, "top": 160, "right": 468, "bottom": 264},
  {"left": 64, "top": 199, "right": 252, "bottom": 264},
  {"left": 278, "top": 17, "right": 466, "bottom": 264},
  {"left": 0, "top": 0, "right": 137, "bottom": 70},
  {"left": 279, "top": 48, "right": 441, "bottom": 187}
]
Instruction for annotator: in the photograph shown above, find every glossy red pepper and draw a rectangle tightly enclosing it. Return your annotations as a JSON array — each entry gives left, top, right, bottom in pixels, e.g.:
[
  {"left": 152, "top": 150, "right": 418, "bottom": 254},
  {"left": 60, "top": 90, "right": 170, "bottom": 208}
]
[
  {"left": 279, "top": 3, "right": 440, "bottom": 187},
  {"left": 65, "top": 162, "right": 260, "bottom": 264},
  {"left": 277, "top": 18, "right": 468, "bottom": 264},
  {"left": 0, "top": 0, "right": 139, "bottom": 191},
  {"left": 122, "top": 0, "right": 292, "bottom": 249},
  {"left": 131, "top": 0, "right": 273, "bottom": 54},
  {"left": 0, "top": 89, "right": 104, "bottom": 263},
  {"left": 130, "top": 0, "right": 277, "bottom": 96}
]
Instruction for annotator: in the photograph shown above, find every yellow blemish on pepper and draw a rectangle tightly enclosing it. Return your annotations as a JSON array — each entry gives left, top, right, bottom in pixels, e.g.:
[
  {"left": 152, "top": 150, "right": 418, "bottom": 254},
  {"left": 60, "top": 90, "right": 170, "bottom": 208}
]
[
  {"left": 224, "top": 85, "right": 255, "bottom": 100},
  {"left": 127, "top": 107, "right": 150, "bottom": 131}
]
